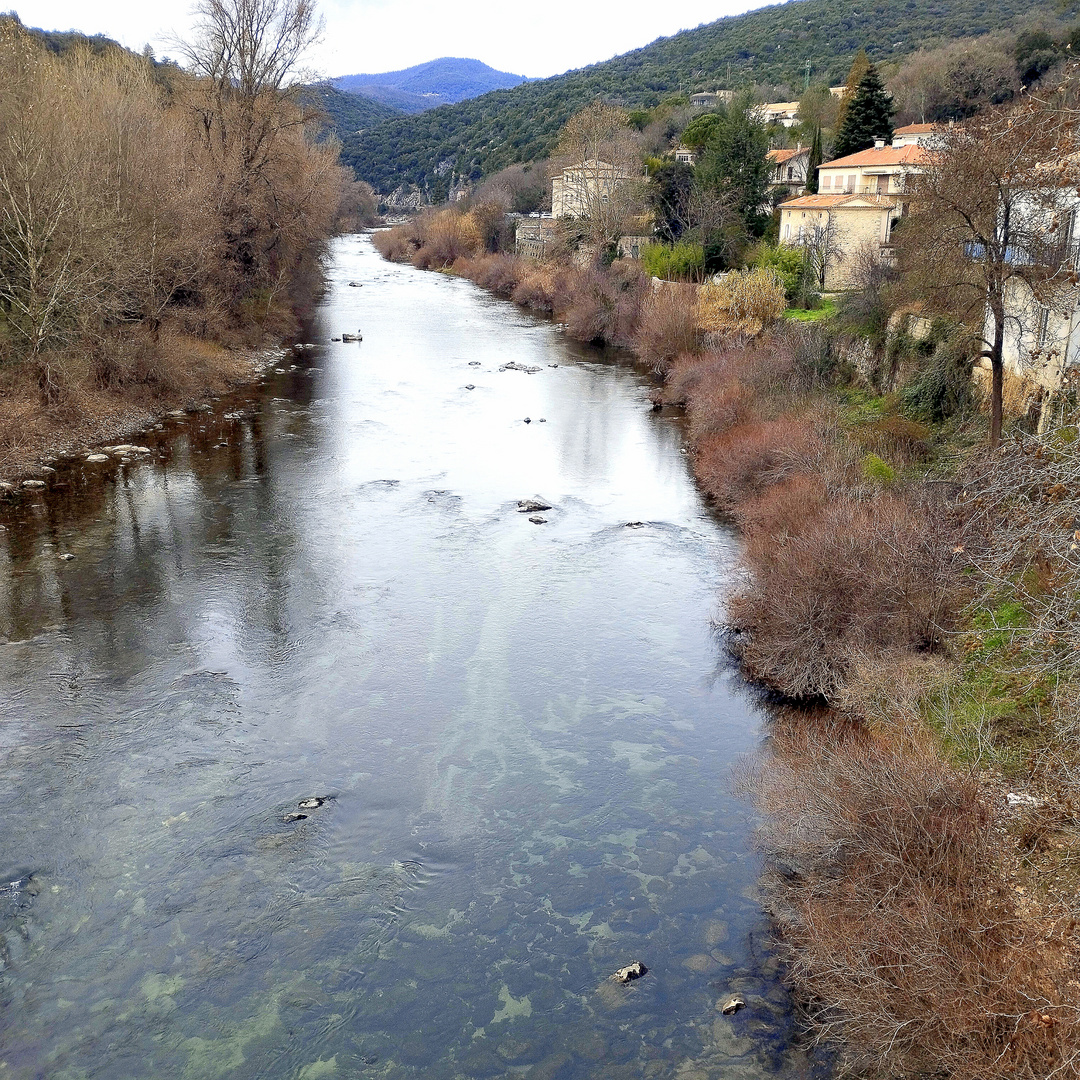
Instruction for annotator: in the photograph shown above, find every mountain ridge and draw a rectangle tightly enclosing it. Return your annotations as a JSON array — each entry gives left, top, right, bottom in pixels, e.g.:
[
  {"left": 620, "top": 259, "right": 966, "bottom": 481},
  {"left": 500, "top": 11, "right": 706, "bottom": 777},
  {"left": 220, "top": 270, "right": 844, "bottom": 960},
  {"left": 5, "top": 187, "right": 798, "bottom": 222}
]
[{"left": 333, "top": 57, "right": 528, "bottom": 114}]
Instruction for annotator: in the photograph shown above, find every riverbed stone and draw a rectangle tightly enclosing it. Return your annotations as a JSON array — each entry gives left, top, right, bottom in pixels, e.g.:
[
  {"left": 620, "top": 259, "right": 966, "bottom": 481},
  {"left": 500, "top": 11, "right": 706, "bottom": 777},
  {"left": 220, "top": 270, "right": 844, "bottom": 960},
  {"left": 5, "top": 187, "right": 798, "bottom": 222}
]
[{"left": 22, "top": 480, "right": 45, "bottom": 489}]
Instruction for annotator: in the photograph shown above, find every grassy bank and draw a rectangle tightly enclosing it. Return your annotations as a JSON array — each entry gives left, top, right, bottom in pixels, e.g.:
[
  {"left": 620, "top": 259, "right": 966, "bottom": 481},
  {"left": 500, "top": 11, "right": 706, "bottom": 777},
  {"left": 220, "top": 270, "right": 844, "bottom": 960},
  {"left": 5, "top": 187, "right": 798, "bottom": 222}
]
[{"left": 375, "top": 208, "right": 1080, "bottom": 1077}]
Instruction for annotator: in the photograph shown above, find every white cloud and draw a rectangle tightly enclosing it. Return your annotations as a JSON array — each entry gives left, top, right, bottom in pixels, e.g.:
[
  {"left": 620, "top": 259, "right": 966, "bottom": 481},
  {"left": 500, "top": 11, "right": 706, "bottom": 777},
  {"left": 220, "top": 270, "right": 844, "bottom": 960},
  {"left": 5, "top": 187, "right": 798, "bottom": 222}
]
[{"left": 12, "top": 0, "right": 761, "bottom": 80}]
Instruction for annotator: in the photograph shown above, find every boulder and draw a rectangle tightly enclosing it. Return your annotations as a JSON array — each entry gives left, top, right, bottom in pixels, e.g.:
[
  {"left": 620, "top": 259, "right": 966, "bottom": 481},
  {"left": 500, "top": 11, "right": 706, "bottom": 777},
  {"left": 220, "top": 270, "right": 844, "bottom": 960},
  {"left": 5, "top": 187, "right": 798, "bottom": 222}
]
[
  {"left": 22, "top": 480, "right": 45, "bottom": 489},
  {"left": 517, "top": 498, "right": 552, "bottom": 513},
  {"left": 529, "top": 516, "right": 547, "bottom": 525},
  {"left": 719, "top": 995, "right": 746, "bottom": 1015},
  {"left": 86, "top": 454, "right": 110, "bottom": 463},
  {"left": 611, "top": 961, "right": 648, "bottom": 984}
]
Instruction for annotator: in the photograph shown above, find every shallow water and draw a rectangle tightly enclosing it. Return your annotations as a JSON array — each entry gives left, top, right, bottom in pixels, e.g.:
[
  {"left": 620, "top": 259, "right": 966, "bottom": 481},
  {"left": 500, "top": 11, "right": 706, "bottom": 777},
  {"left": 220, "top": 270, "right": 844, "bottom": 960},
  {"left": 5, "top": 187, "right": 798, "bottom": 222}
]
[{"left": 0, "top": 236, "right": 821, "bottom": 1079}]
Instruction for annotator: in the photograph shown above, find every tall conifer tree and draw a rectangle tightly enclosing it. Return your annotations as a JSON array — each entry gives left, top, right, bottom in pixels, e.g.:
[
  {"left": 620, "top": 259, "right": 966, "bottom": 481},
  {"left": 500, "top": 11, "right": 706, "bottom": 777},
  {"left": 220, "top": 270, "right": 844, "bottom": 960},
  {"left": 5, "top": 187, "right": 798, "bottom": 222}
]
[
  {"left": 832, "top": 64, "right": 895, "bottom": 158},
  {"left": 804, "top": 125, "right": 823, "bottom": 193}
]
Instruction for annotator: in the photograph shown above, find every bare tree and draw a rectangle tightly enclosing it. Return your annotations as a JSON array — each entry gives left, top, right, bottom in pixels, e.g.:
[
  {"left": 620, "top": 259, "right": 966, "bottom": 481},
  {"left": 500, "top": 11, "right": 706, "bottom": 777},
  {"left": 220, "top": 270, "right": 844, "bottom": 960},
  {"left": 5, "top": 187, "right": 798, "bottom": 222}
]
[
  {"left": 798, "top": 215, "right": 844, "bottom": 292},
  {"left": 899, "top": 77, "right": 1080, "bottom": 446},
  {"left": 177, "top": 0, "right": 325, "bottom": 297},
  {"left": 553, "top": 102, "right": 645, "bottom": 257}
]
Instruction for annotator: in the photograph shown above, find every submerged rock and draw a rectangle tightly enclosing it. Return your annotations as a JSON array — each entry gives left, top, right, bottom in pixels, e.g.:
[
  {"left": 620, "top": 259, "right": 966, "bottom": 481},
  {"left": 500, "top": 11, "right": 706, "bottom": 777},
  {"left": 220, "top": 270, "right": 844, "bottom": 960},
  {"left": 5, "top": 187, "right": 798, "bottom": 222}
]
[
  {"left": 611, "top": 961, "right": 648, "bottom": 984},
  {"left": 342, "top": 332, "right": 363, "bottom": 342},
  {"left": 625, "top": 521, "right": 645, "bottom": 529},
  {"left": 719, "top": 994, "right": 746, "bottom": 1015},
  {"left": 528, "top": 516, "right": 547, "bottom": 525},
  {"left": 499, "top": 362, "right": 541, "bottom": 374},
  {"left": 517, "top": 498, "right": 552, "bottom": 513},
  {"left": 283, "top": 812, "right": 308, "bottom": 823}
]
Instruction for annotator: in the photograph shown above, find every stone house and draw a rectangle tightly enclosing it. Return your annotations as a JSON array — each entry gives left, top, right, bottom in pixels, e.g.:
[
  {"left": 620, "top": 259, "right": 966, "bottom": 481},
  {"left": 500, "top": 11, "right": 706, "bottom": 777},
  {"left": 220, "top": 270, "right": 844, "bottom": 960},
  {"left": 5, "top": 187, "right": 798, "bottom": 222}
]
[
  {"left": 767, "top": 145, "right": 810, "bottom": 196},
  {"left": 551, "top": 160, "right": 631, "bottom": 219},
  {"left": 816, "top": 141, "right": 930, "bottom": 197},
  {"left": 892, "top": 122, "right": 943, "bottom": 147},
  {"left": 778, "top": 194, "right": 900, "bottom": 289},
  {"left": 514, "top": 215, "right": 559, "bottom": 260},
  {"left": 778, "top": 142, "right": 931, "bottom": 288}
]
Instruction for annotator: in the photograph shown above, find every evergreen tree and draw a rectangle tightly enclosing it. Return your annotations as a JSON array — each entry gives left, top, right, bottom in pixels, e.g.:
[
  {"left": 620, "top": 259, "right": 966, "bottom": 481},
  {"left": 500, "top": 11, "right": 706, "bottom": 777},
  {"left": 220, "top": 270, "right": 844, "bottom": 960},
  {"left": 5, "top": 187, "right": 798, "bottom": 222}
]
[
  {"left": 832, "top": 64, "right": 895, "bottom": 158},
  {"left": 804, "top": 125, "right": 823, "bottom": 194},
  {"left": 694, "top": 94, "right": 771, "bottom": 234}
]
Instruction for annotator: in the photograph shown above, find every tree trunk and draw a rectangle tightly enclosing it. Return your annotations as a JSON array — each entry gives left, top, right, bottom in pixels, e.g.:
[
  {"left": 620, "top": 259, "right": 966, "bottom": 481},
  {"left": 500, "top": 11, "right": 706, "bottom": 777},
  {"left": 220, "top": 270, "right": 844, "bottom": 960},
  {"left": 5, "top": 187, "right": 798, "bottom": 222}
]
[{"left": 989, "top": 298, "right": 1005, "bottom": 450}]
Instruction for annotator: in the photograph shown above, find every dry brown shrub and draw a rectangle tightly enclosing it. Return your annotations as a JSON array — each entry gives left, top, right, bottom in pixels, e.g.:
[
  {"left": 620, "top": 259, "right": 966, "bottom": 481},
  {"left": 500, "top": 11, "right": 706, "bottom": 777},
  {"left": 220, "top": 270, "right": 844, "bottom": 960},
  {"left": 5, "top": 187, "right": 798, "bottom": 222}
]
[
  {"left": 510, "top": 264, "right": 560, "bottom": 313},
  {"left": 686, "top": 379, "right": 757, "bottom": 442},
  {"left": 633, "top": 283, "right": 699, "bottom": 371},
  {"left": 855, "top": 412, "right": 932, "bottom": 464},
  {"left": 454, "top": 253, "right": 524, "bottom": 298},
  {"left": 734, "top": 473, "right": 830, "bottom": 552},
  {"left": 727, "top": 491, "right": 961, "bottom": 701},
  {"left": 694, "top": 415, "right": 821, "bottom": 508},
  {"left": 558, "top": 261, "right": 647, "bottom": 347},
  {"left": 409, "top": 208, "right": 483, "bottom": 269},
  {"left": 697, "top": 267, "right": 787, "bottom": 336},
  {"left": 739, "top": 717, "right": 1080, "bottom": 1080},
  {"left": 371, "top": 225, "right": 418, "bottom": 263}
]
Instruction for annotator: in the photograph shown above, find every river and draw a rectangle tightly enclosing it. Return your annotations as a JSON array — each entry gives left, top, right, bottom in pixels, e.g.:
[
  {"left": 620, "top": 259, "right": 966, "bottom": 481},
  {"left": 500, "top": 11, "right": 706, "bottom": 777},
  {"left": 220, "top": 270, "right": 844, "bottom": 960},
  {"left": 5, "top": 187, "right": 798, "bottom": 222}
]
[{"left": 0, "top": 236, "right": 820, "bottom": 1079}]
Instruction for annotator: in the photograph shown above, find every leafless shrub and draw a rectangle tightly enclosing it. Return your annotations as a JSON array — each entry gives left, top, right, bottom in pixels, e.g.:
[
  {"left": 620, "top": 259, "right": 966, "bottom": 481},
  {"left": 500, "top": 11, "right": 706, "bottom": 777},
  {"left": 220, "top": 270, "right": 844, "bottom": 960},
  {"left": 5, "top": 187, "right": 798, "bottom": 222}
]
[
  {"left": 728, "top": 490, "right": 962, "bottom": 701},
  {"left": 737, "top": 717, "right": 1080, "bottom": 1080},
  {"left": 632, "top": 283, "right": 699, "bottom": 372}
]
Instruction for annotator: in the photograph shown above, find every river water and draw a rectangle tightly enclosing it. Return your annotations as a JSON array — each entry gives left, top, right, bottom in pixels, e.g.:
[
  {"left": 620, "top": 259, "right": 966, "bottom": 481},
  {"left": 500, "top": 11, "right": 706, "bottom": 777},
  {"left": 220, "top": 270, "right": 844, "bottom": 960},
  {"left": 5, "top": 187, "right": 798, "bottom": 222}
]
[{"left": 0, "top": 237, "right": 819, "bottom": 1079}]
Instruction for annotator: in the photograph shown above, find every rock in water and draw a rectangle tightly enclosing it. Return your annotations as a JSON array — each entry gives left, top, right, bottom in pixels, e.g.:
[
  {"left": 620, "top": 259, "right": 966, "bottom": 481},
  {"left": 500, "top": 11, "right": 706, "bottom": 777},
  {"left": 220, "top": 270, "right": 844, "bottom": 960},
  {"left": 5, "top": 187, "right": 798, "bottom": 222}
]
[
  {"left": 465, "top": 384, "right": 475, "bottom": 390},
  {"left": 22, "top": 480, "right": 45, "bottom": 489},
  {"left": 611, "top": 961, "right": 648, "bottom": 984},
  {"left": 517, "top": 498, "right": 552, "bottom": 513},
  {"left": 58, "top": 553, "right": 75, "bottom": 561},
  {"left": 297, "top": 797, "right": 326, "bottom": 809},
  {"left": 283, "top": 812, "right": 308, "bottom": 823},
  {"left": 529, "top": 516, "right": 547, "bottom": 525},
  {"left": 720, "top": 995, "right": 746, "bottom": 1015}
]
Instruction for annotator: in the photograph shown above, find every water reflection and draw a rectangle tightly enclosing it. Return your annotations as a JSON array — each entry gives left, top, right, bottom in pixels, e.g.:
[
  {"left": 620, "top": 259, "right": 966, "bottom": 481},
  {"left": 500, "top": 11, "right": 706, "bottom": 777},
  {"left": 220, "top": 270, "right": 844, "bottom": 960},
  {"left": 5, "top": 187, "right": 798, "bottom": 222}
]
[{"left": 0, "top": 236, "right": 823, "bottom": 1078}]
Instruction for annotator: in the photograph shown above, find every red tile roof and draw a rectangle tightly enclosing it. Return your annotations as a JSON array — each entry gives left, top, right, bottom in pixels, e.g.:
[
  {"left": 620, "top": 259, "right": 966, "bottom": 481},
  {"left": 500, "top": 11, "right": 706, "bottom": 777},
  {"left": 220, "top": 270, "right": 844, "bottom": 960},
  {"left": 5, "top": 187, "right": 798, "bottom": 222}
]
[
  {"left": 767, "top": 147, "right": 809, "bottom": 165},
  {"left": 820, "top": 144, "right": 931, "bottom": 169},
  {"left": 780, "top": 193, "right": 897, "bottom": 209},
  {"left": 894, "top": 123, "right": 939, "bottom": 135}
]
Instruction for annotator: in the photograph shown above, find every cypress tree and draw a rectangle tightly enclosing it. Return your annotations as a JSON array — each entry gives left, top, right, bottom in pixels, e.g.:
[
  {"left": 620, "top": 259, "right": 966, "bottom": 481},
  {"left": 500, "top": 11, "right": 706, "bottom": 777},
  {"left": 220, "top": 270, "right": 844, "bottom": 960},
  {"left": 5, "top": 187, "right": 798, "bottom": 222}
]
[
  {"left": 832, "top": 64, "right": 895, "bottom": 159},
  {"left": 804, "top": 125, "right": 823, "bottom": 194}
]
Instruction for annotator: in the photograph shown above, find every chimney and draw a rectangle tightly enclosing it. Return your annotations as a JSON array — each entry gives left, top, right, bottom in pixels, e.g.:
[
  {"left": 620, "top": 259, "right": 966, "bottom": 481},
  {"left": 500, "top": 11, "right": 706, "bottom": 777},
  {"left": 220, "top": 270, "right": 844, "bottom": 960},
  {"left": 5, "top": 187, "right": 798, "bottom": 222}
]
[
  {"left": 874, "top": 139, "right": 885, "bottom": 149},
  {"left": 796, "top": 141, "right": 801, "bottom": 151}
]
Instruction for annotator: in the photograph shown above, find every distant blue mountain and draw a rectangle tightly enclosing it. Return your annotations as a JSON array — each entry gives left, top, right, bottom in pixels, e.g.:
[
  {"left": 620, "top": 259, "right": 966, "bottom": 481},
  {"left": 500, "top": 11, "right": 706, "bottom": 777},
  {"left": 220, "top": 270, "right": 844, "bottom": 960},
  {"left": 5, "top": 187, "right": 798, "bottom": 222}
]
[{"left": 332, "top": 57, "right": 528, "bottom": 114}]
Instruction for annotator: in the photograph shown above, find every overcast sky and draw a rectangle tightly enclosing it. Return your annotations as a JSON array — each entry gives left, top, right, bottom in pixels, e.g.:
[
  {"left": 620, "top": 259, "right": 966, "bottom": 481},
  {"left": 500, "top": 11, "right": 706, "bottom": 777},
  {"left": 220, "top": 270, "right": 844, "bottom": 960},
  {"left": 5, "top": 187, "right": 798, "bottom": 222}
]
[{"left": 11, "top": 0, "right": 765, "bottom": 80}]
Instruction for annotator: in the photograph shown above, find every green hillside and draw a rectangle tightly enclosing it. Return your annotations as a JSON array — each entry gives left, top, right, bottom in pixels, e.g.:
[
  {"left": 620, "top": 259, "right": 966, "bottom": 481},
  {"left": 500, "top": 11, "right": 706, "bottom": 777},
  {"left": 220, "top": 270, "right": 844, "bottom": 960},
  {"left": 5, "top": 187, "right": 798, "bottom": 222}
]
[
  {"left": 342, "top": 0, "right": 1064, "bottom": 197},
  {"left": 302, "top": 84, "right": 403, "bottom": 137}
]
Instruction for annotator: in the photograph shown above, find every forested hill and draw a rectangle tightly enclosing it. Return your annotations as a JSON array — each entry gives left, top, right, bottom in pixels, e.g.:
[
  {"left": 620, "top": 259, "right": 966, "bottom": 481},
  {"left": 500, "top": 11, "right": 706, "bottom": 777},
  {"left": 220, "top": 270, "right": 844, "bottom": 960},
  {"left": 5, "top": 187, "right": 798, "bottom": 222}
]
[
  {"left": 302, "top": 84, "right": 403, "bottom": 137},
  {"left": 333, "top": 58, "right": 528, "bottom": 113},
  {"left": 342, "top": 0, "right": 1062, "bottom": 197}
]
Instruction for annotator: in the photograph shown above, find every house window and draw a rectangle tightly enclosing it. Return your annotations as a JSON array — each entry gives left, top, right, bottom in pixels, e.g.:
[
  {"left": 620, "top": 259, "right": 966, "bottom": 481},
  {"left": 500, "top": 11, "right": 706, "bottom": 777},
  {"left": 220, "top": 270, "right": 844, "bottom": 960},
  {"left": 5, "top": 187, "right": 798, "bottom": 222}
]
[
  {"left": 847, "top": 174, "right": 855, "bottom": 191},
  {"left": 822, "top": 175, "right": 831, "bottom": 189},
  {"left": 1036, "top": 305, "right": 1050, "bottom": 350},
  {"left": 786, "top": 166, "right": 793, "bottom": 180}
]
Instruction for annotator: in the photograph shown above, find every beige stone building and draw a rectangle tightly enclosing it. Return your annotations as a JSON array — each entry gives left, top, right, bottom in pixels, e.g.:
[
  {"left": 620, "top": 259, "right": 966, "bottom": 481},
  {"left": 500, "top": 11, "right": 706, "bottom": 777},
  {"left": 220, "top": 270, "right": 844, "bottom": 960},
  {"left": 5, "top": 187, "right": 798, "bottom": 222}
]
[
  {"left": 779, "top": 142, "right": 931, "bottom": 288},
  {"left": 551, "top": 160, "right": 631, "bottom": 219},
  {"left": 779, "top": 194, "right": 900, "bottom": 289},
  {"left": 816, "top": 142, "right": 930, "bottom": 196}
]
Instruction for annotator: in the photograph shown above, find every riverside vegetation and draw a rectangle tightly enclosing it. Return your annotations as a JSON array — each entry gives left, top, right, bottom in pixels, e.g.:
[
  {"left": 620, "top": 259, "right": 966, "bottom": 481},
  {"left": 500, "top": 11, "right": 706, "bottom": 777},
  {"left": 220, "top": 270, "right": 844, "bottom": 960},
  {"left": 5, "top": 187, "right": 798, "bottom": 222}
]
[
  {"left": 374, "top": 180, "right": 1080, "bottom": 1075},
  {"left": 0, "top": 13, "right": 376, "bottom": 476}
]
